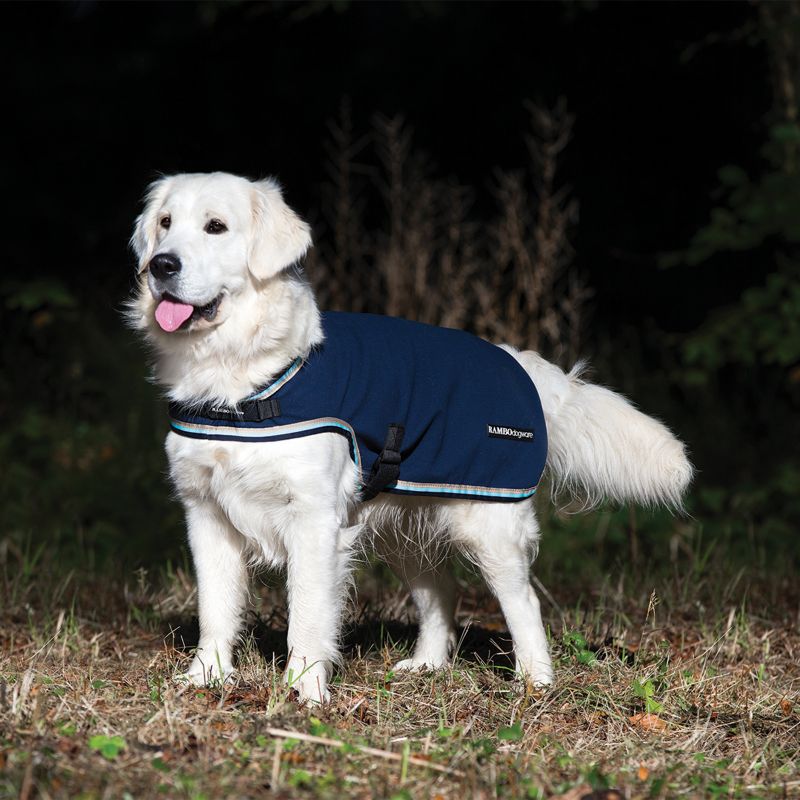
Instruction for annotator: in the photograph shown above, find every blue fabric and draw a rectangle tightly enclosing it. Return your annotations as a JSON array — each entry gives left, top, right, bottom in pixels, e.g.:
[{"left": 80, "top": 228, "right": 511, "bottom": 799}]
[{"left": 170, "top": 312, "right": 548, "bottom": 502}]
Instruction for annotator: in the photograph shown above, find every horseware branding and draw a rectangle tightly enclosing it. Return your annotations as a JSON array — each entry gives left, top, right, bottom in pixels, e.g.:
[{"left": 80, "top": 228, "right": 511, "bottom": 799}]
[{"left": 487, "top": 424, "right": 535, "bottom": 441}]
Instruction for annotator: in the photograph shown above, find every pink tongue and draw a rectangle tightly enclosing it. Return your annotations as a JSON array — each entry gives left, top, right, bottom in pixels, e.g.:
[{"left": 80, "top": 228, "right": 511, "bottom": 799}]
[{"left": 155, "top": 299, "right": 194, "bottom": 332}]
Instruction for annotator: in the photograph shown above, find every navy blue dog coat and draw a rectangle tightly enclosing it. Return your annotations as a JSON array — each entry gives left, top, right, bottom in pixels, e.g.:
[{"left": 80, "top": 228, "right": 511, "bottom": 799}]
[{"left": 169, "top": 312, "right": 548, "bottom": 502}]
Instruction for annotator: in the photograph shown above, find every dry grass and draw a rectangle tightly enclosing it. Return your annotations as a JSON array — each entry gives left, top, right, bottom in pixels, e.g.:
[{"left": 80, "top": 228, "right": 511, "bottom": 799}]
[{"left": 1, "top": 537, "right": 798, "bottom": 800}]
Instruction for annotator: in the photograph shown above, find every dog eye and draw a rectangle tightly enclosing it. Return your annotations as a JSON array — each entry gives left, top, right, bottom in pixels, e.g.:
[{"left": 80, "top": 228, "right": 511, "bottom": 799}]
[
  {"left": 205, "top": 218, "right": 228, "bottom": 234},
  {"left": 159, "top": 215, "right": 171, "bottom": 230}
]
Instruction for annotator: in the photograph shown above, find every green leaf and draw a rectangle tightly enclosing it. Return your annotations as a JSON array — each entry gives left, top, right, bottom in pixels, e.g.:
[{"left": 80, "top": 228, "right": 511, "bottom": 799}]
[
  {"left": 309, "top": 716, "right": 336, "bottom": 739},
  {"left": 498, "top": 721, "right": 524, "bottom": 741},
  {"left": 288, "top": 769, "right": 313, "bottom": 788},
  {"left": 645, "top": 697, "right": 664, "bottom": 714},
  {"left": 88, "top": 734, "right": 126, "bottom": 760}
]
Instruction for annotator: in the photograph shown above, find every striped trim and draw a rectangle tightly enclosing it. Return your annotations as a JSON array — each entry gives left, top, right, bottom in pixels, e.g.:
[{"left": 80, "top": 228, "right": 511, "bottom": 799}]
[
  {"left": 389, "top": 479, "right": 537, "bottom": 501},
  {"left": 169, "top": 416, "right": 362, "bottom": 468},
  {"left": 248, "top": 357, "right": 304, "bottom": 400},
  {"left": 169, "top": 417, "right": 536, "bottom": 503}
]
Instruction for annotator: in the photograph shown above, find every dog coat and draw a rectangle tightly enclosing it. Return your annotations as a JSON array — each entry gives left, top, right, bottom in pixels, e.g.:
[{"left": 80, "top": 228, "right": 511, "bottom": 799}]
[{"left": 169, "top": 312, "right": 548, "bottom": 502}]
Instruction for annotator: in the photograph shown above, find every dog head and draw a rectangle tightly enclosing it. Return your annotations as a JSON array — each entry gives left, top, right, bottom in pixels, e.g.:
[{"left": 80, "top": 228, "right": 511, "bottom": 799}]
[{"left": 130, "top": 172, "right": 311, "bottom": 334}]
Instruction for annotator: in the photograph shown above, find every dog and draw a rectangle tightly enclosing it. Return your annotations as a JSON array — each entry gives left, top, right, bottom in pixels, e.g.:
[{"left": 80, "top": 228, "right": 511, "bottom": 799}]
[{"left": 129, "top": 171, "right": 693, "bottom": 703}]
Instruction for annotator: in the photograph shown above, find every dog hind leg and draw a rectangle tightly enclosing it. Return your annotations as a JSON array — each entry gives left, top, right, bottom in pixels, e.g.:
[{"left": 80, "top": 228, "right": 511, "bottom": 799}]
[
  {"left": 449, "top": 501, "right": 553, "bottom": 686},
  {"left": 384, "top": 549, "right": 458, "bottom": 671}
]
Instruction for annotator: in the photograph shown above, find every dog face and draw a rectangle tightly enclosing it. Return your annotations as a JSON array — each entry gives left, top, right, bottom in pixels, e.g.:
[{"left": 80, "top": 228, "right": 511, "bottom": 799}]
[{"left": 131, "top": 172, "right": 311, "bottom": 334}]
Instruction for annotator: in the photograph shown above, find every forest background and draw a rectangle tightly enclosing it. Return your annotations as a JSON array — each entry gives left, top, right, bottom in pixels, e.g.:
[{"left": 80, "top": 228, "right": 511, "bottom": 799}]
[{"left": 2, "top": 0, "right": 797, "bottom": 575}]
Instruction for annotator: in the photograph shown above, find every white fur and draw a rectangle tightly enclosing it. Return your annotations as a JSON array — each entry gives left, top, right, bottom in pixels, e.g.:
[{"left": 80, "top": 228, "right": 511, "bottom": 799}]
[{"left": 130, "top": 172, "right": 693, "bottom": 703}]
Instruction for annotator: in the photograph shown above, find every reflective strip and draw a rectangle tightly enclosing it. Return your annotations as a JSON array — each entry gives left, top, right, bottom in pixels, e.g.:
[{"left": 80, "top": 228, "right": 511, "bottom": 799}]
[
  {"left": 390, "top": 480, "right": 537, "bottom": 500},
  {"left": 247, "top": 357, "right": 304, "bottom": 400},
  {"left": 169, "top": 416, "right": 362, "bottom": 468}
]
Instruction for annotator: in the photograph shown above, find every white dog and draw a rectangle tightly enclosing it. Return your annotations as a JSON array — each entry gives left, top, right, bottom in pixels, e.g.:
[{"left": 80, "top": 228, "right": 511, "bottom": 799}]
[{"left": 129, "top": 172, "right": 693, "bottom": 704}]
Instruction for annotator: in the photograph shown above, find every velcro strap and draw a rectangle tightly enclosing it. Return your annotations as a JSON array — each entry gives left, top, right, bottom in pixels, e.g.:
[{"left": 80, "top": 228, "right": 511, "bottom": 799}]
[{"left": 361, "top": 423, "right": 405, "bottom": 502}]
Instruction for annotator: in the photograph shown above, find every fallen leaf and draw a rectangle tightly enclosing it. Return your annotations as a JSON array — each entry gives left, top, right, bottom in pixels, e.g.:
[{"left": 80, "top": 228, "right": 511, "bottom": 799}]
[
  {"left": 56, "top": 738, "right": 79, "bottom": 756},
  {"left": 780, "top": 698, "right": 793, "bottom": 717},
  {"left": 638, "top": 764, "right": 650, "bottom": 781},
  {"left": 629, "top": 712, "right": 667, "bottom": 733}
]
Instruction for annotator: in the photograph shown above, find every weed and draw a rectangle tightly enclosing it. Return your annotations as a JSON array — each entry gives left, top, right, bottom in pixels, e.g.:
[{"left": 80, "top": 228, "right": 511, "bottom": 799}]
[{"left": 88, "top": 734, "right": 126, "bottom": 760}]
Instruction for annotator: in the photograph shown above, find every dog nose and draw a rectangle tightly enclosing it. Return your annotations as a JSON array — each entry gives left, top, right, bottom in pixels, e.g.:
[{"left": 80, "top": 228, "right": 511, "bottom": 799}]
[{"left": 149, "top": 253, "right": 182, "bottom": 280}]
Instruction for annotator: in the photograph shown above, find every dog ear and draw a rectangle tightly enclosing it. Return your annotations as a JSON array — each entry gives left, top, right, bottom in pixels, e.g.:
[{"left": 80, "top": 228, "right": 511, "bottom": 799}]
[
  {"left": 248, "top": 178, "right": 312, "bottom": 280},
  {"left": 130, "top": 177, "right": 171, "bottom": 273}
]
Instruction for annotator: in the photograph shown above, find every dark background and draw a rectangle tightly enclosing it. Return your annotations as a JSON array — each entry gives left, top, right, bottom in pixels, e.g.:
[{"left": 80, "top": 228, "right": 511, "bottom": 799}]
[{"left": 2, "top": 1, "right": 798, "bottom": 574}]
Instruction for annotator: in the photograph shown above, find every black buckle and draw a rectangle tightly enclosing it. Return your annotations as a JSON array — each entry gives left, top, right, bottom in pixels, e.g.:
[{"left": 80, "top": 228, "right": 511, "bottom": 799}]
[{"left": 242, "top": 397, "right": 281, "bottom": 422}]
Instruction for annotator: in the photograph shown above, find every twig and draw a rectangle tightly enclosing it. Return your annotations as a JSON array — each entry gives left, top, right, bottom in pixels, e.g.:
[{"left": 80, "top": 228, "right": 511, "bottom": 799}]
[
  {"left": 532, "top": 574, "right": 563, "bottom": 619},
  {"left": 18, "top": 757, "right": 34, "bottom": 800},
  {"left": 270, "top": 737, "right": 283, "bottom": 788},
  {"left": 265, "top": 727, "right": 465, "bottom": 777}
]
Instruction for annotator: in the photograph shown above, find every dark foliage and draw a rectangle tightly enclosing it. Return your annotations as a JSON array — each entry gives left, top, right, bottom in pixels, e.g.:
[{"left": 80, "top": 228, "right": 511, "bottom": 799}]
[{"left": 1, "top": 1, "right": 797, "bottom": 573}]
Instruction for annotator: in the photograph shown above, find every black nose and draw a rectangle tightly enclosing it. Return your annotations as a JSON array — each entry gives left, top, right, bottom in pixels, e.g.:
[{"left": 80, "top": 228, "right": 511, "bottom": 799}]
[{"left": 149, "top": 253, "right": 182, "bottom": 280}]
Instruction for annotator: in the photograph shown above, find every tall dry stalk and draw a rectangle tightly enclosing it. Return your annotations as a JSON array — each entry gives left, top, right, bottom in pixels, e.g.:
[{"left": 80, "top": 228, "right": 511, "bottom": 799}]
[
  {"left": 308, "top": 100, "right": 589, "bottom": 365},
  {"left": 476, "top": 101, "right": 588, "bottom": 363},
  {"left": 308, "top": 98, "right": 373, "bottom": 312}
]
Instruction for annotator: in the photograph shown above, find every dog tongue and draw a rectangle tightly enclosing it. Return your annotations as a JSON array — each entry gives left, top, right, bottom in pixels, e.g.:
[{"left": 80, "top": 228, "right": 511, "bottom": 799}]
[{"left": 155, "top": 299, "right": 194, "bottom": 332}]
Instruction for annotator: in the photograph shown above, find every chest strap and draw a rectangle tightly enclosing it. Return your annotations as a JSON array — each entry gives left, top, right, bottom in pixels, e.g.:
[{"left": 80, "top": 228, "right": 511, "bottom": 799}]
[{"left": 169, "top": 396, "right": 281, "bottom": 423}]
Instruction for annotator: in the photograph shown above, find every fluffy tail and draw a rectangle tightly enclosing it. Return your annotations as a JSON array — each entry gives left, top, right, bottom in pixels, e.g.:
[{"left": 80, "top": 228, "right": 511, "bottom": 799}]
[{"left": 503, "top": 347, "right": 694, "bottom": 509}]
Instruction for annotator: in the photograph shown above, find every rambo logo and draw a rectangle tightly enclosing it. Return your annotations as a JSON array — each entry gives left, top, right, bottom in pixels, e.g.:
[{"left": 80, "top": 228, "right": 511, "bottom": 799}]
[
  {"left": 487, "top": 424, "right": 535, "bottom": 441},
  {"left": 211, "top": 406, "right": 244, "bottom": 417}
]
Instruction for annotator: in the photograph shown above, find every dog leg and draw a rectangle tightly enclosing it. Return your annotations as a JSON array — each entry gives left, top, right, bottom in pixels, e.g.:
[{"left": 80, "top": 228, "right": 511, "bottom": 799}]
[
  {"left": 451, "top": 502, "right": 553, "bottom": 686},
  {"left": 182, "top": 501, "right": 248, "bottom": 686},
  {"left": 283, "top": 513, "right": 349, "bottom": 705},
  {"left": 386, "top": 552, "right": 457, "bottom": 671}
]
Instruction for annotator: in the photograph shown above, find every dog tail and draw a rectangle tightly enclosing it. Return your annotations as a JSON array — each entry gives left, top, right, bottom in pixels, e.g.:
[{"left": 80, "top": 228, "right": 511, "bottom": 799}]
[{"left": 502, "top": 347, "right": 693, "bottom": 509}]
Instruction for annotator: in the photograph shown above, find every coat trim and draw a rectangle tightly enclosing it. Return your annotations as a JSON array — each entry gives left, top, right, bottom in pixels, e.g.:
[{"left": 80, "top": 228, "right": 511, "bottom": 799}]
[{"left": 167, "top": 417, "right": 538, "bottom": 501}]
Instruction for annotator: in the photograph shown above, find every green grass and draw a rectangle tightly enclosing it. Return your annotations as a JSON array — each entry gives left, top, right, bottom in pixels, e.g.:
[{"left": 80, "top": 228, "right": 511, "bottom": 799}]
[{"left": 1, "top": 520, "right": 798, "bottom": 799}]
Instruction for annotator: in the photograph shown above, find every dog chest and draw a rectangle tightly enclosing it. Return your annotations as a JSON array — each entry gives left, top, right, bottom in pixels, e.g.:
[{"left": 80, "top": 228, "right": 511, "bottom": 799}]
[{"left": 165, "top": 432, "right": 349, "bottom": 559}]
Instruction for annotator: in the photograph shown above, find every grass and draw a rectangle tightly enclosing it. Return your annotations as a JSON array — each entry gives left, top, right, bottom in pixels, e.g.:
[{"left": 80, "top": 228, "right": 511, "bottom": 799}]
[{"left": 1, "top": 526, "right": 798, "bottom": 800}]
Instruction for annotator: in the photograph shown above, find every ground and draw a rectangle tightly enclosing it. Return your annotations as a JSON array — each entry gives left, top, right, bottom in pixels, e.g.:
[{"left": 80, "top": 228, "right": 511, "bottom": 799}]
[{"left": 1, "top": 533, "right": 798, "bottom": 800}]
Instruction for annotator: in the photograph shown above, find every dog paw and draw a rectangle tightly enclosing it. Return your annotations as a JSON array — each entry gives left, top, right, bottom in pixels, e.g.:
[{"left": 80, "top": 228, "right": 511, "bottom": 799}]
[
  {"left": 285, "top": 658, "right": 330, "bottom": 705},
  {"left": 393, "top": 658, "right": 425, "bottom": 672},
  {"left": 393, "top": 655, "right": 447, "bottom": 672},
  {"left": 178, "top": 656, "right": 236, "bottom": 687},
  {"left": 295, "top": 679, "right": 331, "bottom": 706},
  {"left": 518, "top": 665, "right": 554, "bottom": 688}
]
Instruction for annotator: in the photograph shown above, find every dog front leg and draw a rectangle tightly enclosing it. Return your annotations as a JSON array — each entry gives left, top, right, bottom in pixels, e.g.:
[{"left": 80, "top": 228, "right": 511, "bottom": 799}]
[
  {"left": 182, "top": 500, "right": 248, "bottom": 686},
  {"left": 283, "top": 512, "right": 347, "bottom": 705}
]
